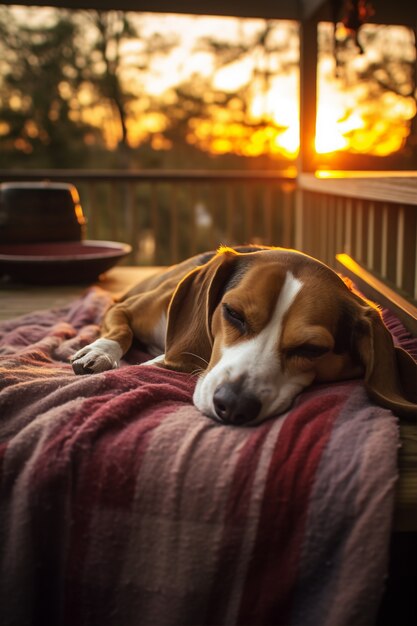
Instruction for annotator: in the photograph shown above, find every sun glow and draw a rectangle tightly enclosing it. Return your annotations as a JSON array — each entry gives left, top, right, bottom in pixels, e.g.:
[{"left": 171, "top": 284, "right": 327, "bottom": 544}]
[
  {"left": 166, "top": 20, "right": 415, "bottom": 161},
  {"left": 314, "top": 84, "right": 416, "bottom": 157},
  {"left": 3, "top": 9, "right": 416, "bottom": 162},
  {"left": 85, "top": 18, "right": 416, "bottom": 161},
  {"left": 315, "top": 79, "right": 352, "bottom": 153},
  {"left": 312, "top": 24, "right": 416, "bottom": 158}
]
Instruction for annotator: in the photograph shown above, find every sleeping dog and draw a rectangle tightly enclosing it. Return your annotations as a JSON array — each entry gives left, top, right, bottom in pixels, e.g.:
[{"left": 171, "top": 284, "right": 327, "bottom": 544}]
[{"left": 71, "top": 245, "right": 417, "bottom": 425}]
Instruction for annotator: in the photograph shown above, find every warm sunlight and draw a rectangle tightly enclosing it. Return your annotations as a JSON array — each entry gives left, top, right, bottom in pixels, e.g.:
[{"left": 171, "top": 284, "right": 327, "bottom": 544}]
[
  {"left": 252, "top": 76, "right": 300, "bottom": 158},
  {"left": 1, "top": 9, "right": 416, "bottom": 163},
  {"left": 315, "top": 72, "right": 352, "bottom": 154},
  {"left": 141, "top": 17, "right": 415, "bottom": 160},
  {"left": 314, "top": 24, "right": 416, "bottom": 158}
]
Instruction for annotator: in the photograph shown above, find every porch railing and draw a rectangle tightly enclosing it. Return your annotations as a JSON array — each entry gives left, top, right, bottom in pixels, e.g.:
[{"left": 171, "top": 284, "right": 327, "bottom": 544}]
[
  {"left": 296, "top": 172, "right": 417, "bottom": 304},
  {"left": 1, "top": 168, "right": 416, "bottom": 305},
  {"left": 0, "top": 169, "right": 296, "bottom": 266}
]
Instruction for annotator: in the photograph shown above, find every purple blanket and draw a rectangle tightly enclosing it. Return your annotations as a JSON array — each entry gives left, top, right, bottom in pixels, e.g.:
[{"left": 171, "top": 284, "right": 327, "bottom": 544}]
[{"left": 0, "top": 287, "right": 400, "bottom": 626}]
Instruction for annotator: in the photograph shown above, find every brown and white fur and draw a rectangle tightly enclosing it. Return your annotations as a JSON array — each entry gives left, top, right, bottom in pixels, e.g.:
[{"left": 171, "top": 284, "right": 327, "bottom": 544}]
[{"left": 71, "top": 246, "right": 417, "bottom": 425}]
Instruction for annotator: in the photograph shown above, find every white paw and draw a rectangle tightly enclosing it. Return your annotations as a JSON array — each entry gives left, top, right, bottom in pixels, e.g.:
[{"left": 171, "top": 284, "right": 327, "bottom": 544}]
[
  {"left": 141, "top": 354, "right": 166, "bottom": 367},
  {"left": 70, "top": 339, "right": 123, "bottom": 375}
]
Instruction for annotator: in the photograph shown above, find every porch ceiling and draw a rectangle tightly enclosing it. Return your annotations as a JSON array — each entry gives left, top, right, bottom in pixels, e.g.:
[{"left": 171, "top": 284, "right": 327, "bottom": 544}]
[
  {"left": 0, "top": 0, "right": 302, "bottom": 20},
  {"left": 1, "top": 0, "right": 416, "bottom": 25}
]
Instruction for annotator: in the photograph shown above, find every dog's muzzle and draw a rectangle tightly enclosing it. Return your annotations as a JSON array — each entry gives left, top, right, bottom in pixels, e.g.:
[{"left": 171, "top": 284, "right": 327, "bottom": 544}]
[{"left": 213, "top": 381, "right": 262, "bottom": 426}]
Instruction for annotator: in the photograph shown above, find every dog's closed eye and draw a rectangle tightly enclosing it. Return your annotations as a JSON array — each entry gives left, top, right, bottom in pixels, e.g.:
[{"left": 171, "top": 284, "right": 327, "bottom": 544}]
[
  {"left": 287, "top": 343, "right": 330, "bottom": 360},
  {"left": 222, "top": 303, "right": 247, "bottom": 332}
]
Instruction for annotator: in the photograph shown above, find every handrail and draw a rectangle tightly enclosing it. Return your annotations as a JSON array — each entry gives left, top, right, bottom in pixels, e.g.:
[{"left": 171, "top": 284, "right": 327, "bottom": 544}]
[
  {"left": 0, "top": 169, "right": 296, "bottom": 183},
  {"left": 336, "top": 253, "right": 417, "bottom": 336},
  {"left": 298, "top": 171, "right": 417, "bottom": 206}
]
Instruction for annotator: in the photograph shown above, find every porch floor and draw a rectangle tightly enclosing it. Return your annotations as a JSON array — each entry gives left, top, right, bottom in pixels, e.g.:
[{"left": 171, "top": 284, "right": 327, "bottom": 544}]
[{"left": 0, "top": 266, "right": 160, "bottom": 321}]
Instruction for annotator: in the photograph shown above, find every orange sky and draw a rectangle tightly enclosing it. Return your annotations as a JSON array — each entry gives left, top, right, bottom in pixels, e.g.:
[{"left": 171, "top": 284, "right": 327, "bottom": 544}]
[
  {"left": 119, "top": 16, "right": 416, "bottom": 159},
  {"left": 3, "top": 9, "right": 417, "bottom": 160}
]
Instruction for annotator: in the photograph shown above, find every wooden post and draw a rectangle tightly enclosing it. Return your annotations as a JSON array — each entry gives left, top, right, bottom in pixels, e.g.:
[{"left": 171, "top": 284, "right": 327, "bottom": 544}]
[
  {"left": 294, "top": 17, "right": 318, "bottom": 250},
  {"left": 298, "top": 17, "right": 318, "bottom": 174},
  {"left": 295, "top": 15, "right": 318, "bottom": 251}
]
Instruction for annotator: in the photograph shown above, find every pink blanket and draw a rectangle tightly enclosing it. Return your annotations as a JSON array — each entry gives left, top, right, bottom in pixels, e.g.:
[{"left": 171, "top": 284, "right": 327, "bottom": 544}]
[{"left": 0, "top": 287, "right": 400, "bottom": 626}]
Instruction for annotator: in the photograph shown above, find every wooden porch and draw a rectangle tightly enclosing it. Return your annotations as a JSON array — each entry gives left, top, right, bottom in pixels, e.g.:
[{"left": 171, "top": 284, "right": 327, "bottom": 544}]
[
  {"left": 1, "top": 7, "right": 417, "bottom": 626},
  {"left": 1, "top": 170, "right": 416, "bottom": 330},
  {"left": 1, "top": 0, "right": 416, "bottom": 317}
]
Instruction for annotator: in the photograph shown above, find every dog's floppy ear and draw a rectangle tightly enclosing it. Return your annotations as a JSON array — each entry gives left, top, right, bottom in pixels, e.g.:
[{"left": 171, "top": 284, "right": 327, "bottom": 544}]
[
  {"left": 354, "top": 305, "right": 417, "bottom": 419},
  {"left": 163, "top": 248, "right": 238, "bottom": 372}
]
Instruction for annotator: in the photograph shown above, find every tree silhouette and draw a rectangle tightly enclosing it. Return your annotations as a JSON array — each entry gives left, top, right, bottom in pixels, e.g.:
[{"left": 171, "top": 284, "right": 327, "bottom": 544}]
[
  {"left": 0, "top": 7, "right": 99, "bottom": 167},
  {"left": 150, "top": 20, "right": 298, "bottom": 166},
  {"left": 79, "top": 10, "right": 178, "bottom": 167},
  {"left": 319, "top": 22, "right": 417, "bottom": 159}
]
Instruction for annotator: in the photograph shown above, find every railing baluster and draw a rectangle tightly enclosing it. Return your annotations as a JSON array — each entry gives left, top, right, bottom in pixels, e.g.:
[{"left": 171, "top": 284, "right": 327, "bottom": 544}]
[
  {"left": 210, "top": 182, "right": 220, "bottom": 250},
  {"left": 307, "top": 191, "right": 316, "bottom": 256},
  {"left": 345, "top": 198, "right": 353, "bottom": 255},
  {"left": 319, "top": 194, "right": 328, "bottom": 263},
  {"left": 189, "top": 183, "right": 197, "bottom": 257},
  {"left": 151, "top": 182, "right": 158, "bottom": 265},
  {"left": 170, "top": 184, "right": 179, "bottom": 264},
  {"left": 245, "top": 184, "right": 254, "bottom": 243},
  {"left": 372, "top": 201, "right": 383, "bottom": 275},
  {"left": 400, "top": 204, "right": 417, "bottom": 297},
  {"left": 226, "top": 184, "right": 234, "bottom": 245},
  {"left": 294, "top": 187, "right": 304, "bottom": 252},
  {"left": 109, "top": 182, "right": 119, "bottom": 241},
  {"left": 327, "top": 195, "right": 336, "bottom": 265},
  {"left": 396, "top": 205, "right": 405, "bottom": 290},
  {"left": 87, "top": 181, "right": 97, "bottom": 239},
  {"left": 355, "top": 200, "right": 363, "bottom": 262},
  {"left": 335, "top": 197, "right": 344, "bottom": 255},
  {"left": 282, "top": 186, "right": 292, "bottom": 249},
  {"left": 125, "top": 182, "right": 136, "bottom": 262},
  {"left": 367, "top": 202, "right": 375, "bottom": 271},
  {"left": 381, "top": 203, "right": 388, "bottom": 279},
  {"left": 262, "top": 185, "right": 271, "bottom": 245},
  {"left": 386, "top": 204, "right": 398, "bottom": 285}
]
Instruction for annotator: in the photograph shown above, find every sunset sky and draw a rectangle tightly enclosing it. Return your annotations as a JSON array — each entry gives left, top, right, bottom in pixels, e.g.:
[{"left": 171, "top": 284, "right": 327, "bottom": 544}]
[
  {"left": 3, "top": 7, "right": 417, "bottom": 160},
  {"left": 111, "top": 14, "right": 416, "bottom": 158}
]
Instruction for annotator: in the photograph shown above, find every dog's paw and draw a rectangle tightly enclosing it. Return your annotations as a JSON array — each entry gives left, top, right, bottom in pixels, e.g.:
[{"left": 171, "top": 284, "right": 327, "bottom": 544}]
[
  {"left": 70, "top": 339, "right": 123, "bottom": 375},
  {"left": 141, "top": 354, "right": 166, "bottom": 367}
]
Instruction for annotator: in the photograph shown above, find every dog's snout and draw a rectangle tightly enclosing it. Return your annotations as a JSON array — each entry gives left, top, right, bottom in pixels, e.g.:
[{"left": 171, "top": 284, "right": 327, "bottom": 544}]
[{"left": 213, "top": 383, "right": 262, "bottom": 425}]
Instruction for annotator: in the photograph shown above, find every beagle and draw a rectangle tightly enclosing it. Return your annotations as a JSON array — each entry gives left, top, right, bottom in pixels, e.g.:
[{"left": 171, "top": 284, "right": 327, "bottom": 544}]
[{"left": 71, "top": 246, "right": 417, "bottom": 425}]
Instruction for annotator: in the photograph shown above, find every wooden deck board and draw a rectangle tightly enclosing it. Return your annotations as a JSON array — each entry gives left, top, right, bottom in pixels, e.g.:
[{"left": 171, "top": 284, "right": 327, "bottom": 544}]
[{"left": 0, "top": 266, "right": 161, "bottom": 321}]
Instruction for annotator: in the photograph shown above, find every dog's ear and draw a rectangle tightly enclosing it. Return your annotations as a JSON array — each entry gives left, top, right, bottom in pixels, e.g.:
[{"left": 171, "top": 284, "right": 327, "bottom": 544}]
[
  {"left": 353, "top": 305, "right": 417, "bottom": 419},
  {"left": 163, "top": 249, "right": 238, "bottom": 372}
]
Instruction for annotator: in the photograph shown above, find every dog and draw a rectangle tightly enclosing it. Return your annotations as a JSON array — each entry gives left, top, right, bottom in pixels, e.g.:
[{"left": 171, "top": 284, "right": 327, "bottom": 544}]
[{"left": 71, "top": 245, "right": 417, "bottom": 425}]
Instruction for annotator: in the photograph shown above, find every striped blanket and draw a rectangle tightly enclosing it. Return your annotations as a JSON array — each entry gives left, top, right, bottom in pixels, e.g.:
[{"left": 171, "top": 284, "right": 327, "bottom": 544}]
[{"left": 0, "top": 287, "right": 400, "bottom": 626}]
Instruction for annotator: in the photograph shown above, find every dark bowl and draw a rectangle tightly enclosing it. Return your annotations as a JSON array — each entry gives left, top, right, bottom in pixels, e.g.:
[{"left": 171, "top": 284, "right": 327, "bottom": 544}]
[
  {"left": 0, "top": 240, "right": 132, "bottom": 285},
  {"left": 0, "top": 181, "right": 86, "bottom": 244}
]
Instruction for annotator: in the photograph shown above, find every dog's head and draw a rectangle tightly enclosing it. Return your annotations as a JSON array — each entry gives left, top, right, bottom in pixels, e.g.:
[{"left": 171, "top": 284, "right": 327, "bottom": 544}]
[{"left": 164, "top": 247, "right": 417, "bottom": 426}]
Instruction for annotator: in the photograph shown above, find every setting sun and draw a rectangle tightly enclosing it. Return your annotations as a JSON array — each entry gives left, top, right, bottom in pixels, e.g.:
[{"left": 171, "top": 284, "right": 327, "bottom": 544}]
[
  {"left": 313, "top": 23, "right": 416, "bottom": 158},
  {"left": 1, "top": 9, "right": 416, "bottom": 163}
]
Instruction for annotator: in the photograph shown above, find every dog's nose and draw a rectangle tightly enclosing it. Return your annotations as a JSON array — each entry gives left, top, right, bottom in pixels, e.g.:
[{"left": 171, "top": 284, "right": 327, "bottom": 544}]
[{"left": 213, "top": 383, "right": 262, "bottom": 425}]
